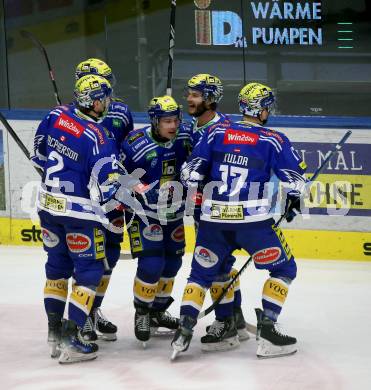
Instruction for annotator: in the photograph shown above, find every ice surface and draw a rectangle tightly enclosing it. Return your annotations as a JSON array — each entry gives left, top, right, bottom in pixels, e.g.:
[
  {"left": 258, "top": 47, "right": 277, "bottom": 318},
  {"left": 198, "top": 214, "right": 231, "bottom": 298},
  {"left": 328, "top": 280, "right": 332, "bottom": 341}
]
[{"left": 1, "top": 246, "right": 370, "bottom": 390}]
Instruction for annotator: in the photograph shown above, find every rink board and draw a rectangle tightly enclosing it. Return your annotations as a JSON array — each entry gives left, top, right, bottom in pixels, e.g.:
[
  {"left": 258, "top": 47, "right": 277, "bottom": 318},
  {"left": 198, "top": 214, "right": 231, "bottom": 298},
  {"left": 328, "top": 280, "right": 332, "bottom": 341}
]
[{"left": 0, "top": 216, "right": 370, "bottom": 261}]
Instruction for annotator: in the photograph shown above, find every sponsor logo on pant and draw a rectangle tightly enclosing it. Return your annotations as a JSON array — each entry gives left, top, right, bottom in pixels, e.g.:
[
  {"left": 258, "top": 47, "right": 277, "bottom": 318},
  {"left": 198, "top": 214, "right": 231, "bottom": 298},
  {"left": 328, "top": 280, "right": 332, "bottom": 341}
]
[{"left": 66, "top": 233, "right": 91, "bottom": 253}]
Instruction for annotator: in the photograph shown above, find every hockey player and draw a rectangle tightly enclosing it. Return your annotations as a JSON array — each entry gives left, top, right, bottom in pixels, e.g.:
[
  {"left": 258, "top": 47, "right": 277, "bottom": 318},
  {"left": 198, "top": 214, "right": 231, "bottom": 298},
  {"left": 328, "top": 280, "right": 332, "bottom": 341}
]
[
  {"left": 74, "top": 58, "right": 134, "bottom": 341},
  {"left": 121, "top": 95, "right": 191, "bottom": 346},
  {"left": 32, "top": 74, "right": 120, "bottom": 363},
  {"left": 172, "top": 82, "right": 306, "bottom": 359},
  {"left": 185, "top": 73, "right": 249, "bottom": 350},
  {"left": 75, "top": 58, "right": 134, "bottom": 149}
]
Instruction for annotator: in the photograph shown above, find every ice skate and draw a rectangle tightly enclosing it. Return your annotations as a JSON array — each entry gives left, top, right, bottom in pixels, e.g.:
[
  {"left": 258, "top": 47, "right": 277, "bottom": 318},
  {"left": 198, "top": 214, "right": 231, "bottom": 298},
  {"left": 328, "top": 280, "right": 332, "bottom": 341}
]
[
  {"left": 81, "top": 315, "right": 97, "bottom": 342},
  {"left": 150, "top": 309, "right": 179, "bottom": 336},
  {"left": 94, "top": 308, "right": 117, "bottom": 341},
  {"left": 134, "top": 307, "right": 150, "bottom": 347},
  {"left": 58, "top": 320, "right": 98, "bottom": 364},
  {"left": 170, "top": 315, "right": 196, "bottom": 361},
  {"left": 255, "top": 308, "right": 297, "bottom": 358},
  {"left": 81, "top": 308, "right": 117, "bottom": 342},
  {"left": 201, "top": 317, "right": 240, "bottom": 352},
  {"left": 171, "top": 327, "right": 193, "bottom": 360}
]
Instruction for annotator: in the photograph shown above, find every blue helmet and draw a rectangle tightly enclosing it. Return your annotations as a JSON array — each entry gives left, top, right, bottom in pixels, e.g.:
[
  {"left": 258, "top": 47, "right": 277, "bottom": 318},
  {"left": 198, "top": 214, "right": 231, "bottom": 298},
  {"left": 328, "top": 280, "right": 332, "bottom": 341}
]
[
  {"left": 74, "top": 74, "right": 112, "bottom": 108},
  {"left": 148, "top": 95, "right": 182, "bottom": 129}
]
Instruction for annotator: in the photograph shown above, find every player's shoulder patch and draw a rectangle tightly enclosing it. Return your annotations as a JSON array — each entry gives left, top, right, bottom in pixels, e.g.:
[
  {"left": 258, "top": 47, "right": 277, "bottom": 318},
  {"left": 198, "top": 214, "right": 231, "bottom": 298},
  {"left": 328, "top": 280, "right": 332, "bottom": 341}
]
[
  {"left": 127, "top": 130, "right": 145, "bottom": 145},
  {"left": 110, "top": 99, "right": 130, "bottom": 112}
]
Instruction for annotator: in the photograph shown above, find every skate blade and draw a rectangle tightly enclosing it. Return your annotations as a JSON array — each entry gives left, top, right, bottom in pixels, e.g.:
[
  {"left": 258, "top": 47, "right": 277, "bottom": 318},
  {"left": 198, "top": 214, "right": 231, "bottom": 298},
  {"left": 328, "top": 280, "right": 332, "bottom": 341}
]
[
  {"left": 257, "top": 339, "right": 297, "bottom": 359},
  {"left": 170, "top": 349, "right": 180, "bottom": 361},
  {"left": 97, "top": 333, "right": 117, "bottom": 342},
  {"left": 257, "top": 349, "right": 297, "bottom": 359},
  {"left": 237, "top": 328, "right": 250, "bottom": 342},
  {"left": 58, "top": 350, "right": 98, "bottom": 364},
  {"left": 48, "top": 342, "right": 61, "bottom": 358},
  {"left": 201, "top": 336, "right": 240, "bottom": 352},
  {"left": 150, "top": 327, "right": 176, "bottom": 337}
]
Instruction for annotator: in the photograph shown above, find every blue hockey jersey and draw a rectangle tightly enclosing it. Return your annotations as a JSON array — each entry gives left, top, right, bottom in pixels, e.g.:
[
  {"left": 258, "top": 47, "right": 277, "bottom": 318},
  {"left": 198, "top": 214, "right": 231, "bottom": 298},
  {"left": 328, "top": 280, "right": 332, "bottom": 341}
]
[
  {"left": 181, "top": 120, "right": 307, "bottom": 223},
  {"left": 103, "top": 98, "right": 134, "bottom": 150},
  {"left": 32, "top": 105, "right": 120, "bottom": 224},
  {"left": 120, "top": 124, "right": 191, "bottom": 221},
  {"left": 190, "top": 112, "right": 230, "bottom": 148}
]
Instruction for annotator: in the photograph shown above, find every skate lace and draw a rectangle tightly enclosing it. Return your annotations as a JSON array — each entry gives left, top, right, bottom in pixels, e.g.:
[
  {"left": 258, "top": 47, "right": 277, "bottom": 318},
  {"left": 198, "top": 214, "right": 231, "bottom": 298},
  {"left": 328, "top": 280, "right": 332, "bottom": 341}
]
[
  {"left": 77, "top": 329, "right": 94, "bottom": 346},
  {"left": 82, "top": 316, "right": 95, "bottom": 333},
  {"left": 208, "top": 320, "right": 224, "bottom": 337},
  {"left": 94, "top": 308, "right": 110, "bottom": 327},
  {"left": 272, "top": 322, "right": 290, "bottom": 339},
  {"left": 136, "top": 313, "right": 149, "bottom": 331},
  {"left": 159, "top": 311, "right": 178, "bottom": 325}
]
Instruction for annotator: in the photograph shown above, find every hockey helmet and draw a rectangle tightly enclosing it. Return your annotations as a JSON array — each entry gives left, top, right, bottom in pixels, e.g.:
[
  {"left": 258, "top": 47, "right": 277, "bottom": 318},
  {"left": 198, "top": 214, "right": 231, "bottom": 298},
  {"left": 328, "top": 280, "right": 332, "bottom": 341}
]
[
  {"left": 74, "top": 74, "right": 112, "bottom": 108},
  {"left": 75, "top": 58, "right": 115, "bottom": 86},
  {"left": 187, "top": 73, "right": 223, "bottom": 103},
  {"left": 238, "top": 82, "right": 275, "bottom": 117},
  {"left": 148, "top": 95, "right": 182, "bottom": 129}
]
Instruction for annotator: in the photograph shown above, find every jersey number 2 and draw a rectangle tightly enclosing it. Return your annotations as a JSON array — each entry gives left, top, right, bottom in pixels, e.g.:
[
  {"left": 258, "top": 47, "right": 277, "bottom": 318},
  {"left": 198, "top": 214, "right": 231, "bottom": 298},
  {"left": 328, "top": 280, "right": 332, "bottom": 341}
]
[{"left": 45, "top": 151, "right": 64, "bottom": 187}]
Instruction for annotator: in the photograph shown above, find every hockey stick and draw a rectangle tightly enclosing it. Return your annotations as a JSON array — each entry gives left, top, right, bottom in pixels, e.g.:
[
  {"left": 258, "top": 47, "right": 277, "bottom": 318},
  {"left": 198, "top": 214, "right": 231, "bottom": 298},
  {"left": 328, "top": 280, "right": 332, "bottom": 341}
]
[
  {"left": 166, "top": 0, "right": 177, "bottom": 96},
  {"left": 20, "top": 30, "right": 62, "bottom": 105},
  {"left": 198, "top": 130, "right": 352, "bottom": 320},
  {"left": 0, "top": 112, "right": 43, "bottom": 177}
]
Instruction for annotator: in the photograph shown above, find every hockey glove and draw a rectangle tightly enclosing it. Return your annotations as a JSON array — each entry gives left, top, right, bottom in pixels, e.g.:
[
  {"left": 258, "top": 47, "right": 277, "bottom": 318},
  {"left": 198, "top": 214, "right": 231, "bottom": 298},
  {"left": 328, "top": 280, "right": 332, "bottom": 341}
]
[{"left": 284, "top": 193, "right": 301, "bottom": 223}]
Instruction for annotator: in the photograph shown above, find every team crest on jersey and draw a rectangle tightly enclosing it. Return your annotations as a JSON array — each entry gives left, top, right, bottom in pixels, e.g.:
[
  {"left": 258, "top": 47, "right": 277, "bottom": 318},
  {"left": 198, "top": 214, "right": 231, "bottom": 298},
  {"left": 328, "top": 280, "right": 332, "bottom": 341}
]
[
  {"left": 55, "top": 113, "right": 84, "bottom": 138},
  {"left": 194, "top": 246, "right": 218, "bottom": 268},
  {"left": 66, "top": 233, "right": 91, "bottom": 253},
  {"left": 171, "top": 225, "right": 185, "bottom": 243},
  {"left": 223, "top": 129, "right": 258, "bottom": 145},
  {"left": 128, "top": 132, "right": 144, "bottom": 145},
  {"left": 143, "top": 224, "right": 163, "bottom": 241},
  {"left": 252, "top": 247, "right": 282, "bottom": 265},
  {"left": 41, "top": 228, "right": 60, "bottom": 248}
]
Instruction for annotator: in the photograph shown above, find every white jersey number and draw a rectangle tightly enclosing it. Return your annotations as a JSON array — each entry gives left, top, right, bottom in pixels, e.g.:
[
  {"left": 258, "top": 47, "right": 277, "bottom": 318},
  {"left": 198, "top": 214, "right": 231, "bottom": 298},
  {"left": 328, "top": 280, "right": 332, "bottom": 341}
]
[
  {"left": 45, "top": 151, "right": 64, "bottom": 187},
  {"left": 219, "top": 164, "right": 248, "bottom": 196}
]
